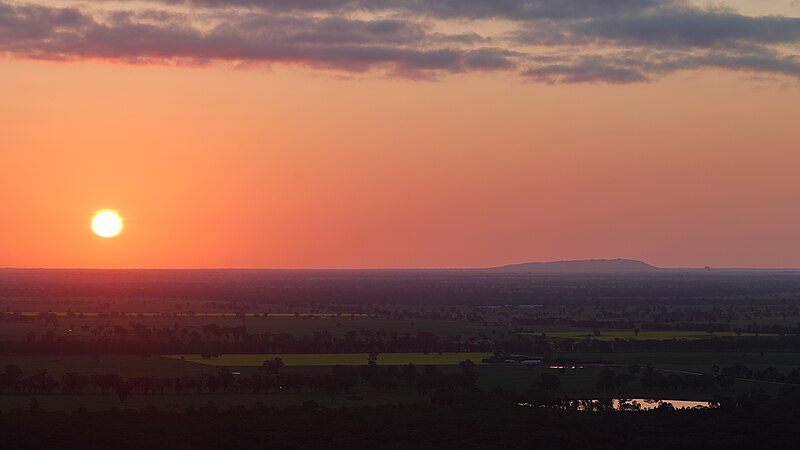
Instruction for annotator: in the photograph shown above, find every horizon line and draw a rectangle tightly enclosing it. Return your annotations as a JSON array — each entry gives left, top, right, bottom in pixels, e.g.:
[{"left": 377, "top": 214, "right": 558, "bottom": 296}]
[{"left": 3, "top": 266, "right": 800, "bottom": 272}]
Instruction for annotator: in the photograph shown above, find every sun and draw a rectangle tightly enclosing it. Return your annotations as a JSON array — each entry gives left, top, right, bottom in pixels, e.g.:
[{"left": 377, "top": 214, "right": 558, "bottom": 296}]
[{"left": 91, "top": 210, "right": 123, "bottom": 238}]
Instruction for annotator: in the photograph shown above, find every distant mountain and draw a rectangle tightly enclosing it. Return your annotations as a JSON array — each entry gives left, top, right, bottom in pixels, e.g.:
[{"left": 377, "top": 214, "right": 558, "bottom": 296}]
[{"left": 493, "top": 258, "right": 659, "bottom": 273}]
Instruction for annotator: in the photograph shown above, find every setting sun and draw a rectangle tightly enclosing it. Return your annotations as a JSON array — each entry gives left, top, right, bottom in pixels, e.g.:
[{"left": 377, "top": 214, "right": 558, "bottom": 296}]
[
  {"left": 3, "top": 0, "right": 800, "bottom": 446},
  {"left": 91, "top": 210, "right": 123, "bottom": 238}
]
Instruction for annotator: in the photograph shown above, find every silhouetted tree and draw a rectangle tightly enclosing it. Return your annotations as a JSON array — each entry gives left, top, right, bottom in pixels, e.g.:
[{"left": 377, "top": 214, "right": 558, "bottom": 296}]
[{"left": 534, "top": 373, "right": 561, "bottom": 392}]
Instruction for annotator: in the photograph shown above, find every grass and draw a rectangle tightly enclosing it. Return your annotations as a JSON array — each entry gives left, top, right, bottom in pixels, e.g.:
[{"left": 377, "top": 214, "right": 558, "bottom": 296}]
[{"left": 164, "top": 352, "right": 492, "bottom": 367}]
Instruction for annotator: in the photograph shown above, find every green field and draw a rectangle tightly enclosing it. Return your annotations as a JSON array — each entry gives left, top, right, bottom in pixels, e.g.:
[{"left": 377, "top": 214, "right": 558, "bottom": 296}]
[
  {"left": 165, "top": 352, "right": 492, "bottom": 367},
  {"left": 525, "top": 330, "right": 780, "bottom": 341}
]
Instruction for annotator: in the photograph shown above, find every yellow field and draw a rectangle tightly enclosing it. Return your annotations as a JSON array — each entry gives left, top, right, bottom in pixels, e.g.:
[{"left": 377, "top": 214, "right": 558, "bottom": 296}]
[{"left": 164, "top": 352, "right": 492, "bottom": 367}]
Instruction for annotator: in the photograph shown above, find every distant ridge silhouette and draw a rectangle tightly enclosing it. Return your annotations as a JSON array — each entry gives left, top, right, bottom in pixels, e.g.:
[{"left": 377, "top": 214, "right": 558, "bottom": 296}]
[{"left": 494, "top": 258, "right": 658, "bottom": 273}]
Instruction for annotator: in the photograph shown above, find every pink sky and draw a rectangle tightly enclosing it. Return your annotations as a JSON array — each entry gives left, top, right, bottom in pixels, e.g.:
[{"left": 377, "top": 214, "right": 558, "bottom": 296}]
[{"left": 1, "top": 1, "right": 800, "bottom": 269}]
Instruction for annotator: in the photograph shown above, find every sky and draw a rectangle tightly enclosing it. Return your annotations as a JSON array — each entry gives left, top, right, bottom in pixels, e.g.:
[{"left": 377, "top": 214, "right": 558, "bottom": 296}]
[{"left": 1, "top": 0, "right": 800, "bottom": 269}]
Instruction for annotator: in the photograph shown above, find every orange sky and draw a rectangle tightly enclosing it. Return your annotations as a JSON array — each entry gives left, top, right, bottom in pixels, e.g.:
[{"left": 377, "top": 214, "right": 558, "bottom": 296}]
[{"left": 2, "top": 1, "right": 800, "bottom": 269}]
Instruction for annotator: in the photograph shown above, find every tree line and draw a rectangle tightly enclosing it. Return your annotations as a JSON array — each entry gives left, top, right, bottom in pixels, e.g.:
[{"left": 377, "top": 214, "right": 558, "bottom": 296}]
[{"left": 0, "top": 359, "right": 479, "bottom": 402}]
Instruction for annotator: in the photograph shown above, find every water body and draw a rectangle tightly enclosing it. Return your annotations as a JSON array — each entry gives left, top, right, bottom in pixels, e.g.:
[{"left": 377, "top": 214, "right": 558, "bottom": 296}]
[
  {"left": 518, "top": 399, "right": 709, "bottom": 410},
  {"left": 614, "top": 399, "right": 709, "bottom": 410}
]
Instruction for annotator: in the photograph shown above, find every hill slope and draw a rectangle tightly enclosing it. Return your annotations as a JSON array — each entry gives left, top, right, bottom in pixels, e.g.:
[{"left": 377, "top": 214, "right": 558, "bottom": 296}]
[{"left": 494, "top": 258, "right": 659, "bottom": 273}]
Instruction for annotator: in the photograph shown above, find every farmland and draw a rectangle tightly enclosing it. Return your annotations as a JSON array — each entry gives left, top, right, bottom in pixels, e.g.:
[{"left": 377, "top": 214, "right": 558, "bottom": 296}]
[
  {"left": 0, "top": 351, "right": 793, "bottom": 411},
  {"left": 0, "top": 269, "right": 799, "bottom": 414}
]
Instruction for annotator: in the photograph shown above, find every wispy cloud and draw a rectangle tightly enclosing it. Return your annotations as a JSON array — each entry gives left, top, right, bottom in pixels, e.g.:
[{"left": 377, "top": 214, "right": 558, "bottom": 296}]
[{"left": 1, "top": 0, "right": 799, "bottom": 83}]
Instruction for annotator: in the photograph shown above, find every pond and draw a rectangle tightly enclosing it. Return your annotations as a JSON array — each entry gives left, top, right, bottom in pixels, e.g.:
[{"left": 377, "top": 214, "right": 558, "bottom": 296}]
[
  {"left": 518, "top": 398, "right": 710, "bottom": 410},
  {"left": 612, "top": 398, "right": 709, "bottom": 410}
]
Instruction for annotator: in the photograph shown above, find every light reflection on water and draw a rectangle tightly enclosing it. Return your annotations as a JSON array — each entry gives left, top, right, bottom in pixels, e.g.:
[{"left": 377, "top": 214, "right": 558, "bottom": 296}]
[
  {"left": 518, "top": 399, "right": 709, "bottom": 410},
  {"left": 613, "top": 399, "right": 709, "bottom": 410}
]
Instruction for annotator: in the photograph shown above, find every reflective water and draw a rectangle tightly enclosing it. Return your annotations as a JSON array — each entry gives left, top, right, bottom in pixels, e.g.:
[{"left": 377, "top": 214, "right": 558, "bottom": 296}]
[
  {"left": 518, "top": 398, "right": 709, "bottom": 410},
  {"left": 613, "top": 398, "right": 709, "bottom": 410}
]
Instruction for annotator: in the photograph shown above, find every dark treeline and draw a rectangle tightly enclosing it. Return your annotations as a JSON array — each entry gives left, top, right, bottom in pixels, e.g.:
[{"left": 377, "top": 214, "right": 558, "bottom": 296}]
[
  {"left": 529, "top": 364, "right": 797, "bottom": 396},
  {"left": 4, "top": 269, "right": 800, "bottom": 305},
  {"left": 499, "top": 334, "right": 800, "bottom": 354},
  {"left": 590, "top": 365, "right": 735, "bottom": 393},
  {"left": 515, "top": 318, "right": 769, "bottom": 333},
  {"left": 5, "top": 303, "right": 799, "bottom": 324},
  {"left": 11, "top": 311, "right": 799, "bottom": 336},
  {"left": 5, "top": 332, "right": 800, "bottom": 356},
  {"left": 716, "top": 363, "right": 800, "bottom": 384},
  {"left": 0, "top": 330, "right": 486, "bottom": 355},
  {"left": 3, "top": 389, "right": 800, "bottom": 449},
  {"left": 0, "top": 360, "right": 479, "bottom": 401}
]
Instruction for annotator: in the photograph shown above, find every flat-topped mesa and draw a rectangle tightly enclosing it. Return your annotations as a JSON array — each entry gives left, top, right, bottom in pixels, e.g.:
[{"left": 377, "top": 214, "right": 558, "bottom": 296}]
[{"left": 493, "top": 258, "right": 659, "bottom": 273}]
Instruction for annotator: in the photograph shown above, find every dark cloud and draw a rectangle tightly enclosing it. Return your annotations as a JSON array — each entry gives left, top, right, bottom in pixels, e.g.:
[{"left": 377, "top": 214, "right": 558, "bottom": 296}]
[
  {"left": 146, "top": 0, "right": 679, "bottom": 20},
  {"left": 523, "top": 54, "right": 649, "bottom": 84},
  {"left": 521, "top": 50, "right": 800, "bottom": 84},
  {"left": 0, "top": 2, "right": 513, "bottom": 75},
  {"left": 464, "top": 48, "right": 519, "bottom": 70},
  {"left": 1, "top": 1, "right": 800, "bottom": 83},
  {"left": 663, "top": 52, "right": 800, "bottom": 78},
  {"left": 0, "top": 2, "right": 90, "bottom": 41},
  {"left": 577, "top": 9, "right": 800, "bottom": 47}
]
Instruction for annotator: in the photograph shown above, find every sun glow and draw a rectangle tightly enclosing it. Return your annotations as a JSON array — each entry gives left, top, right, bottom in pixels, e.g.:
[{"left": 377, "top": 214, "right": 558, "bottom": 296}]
[{"left": 91, "top": 210, "right": 123, "bottom": 238}]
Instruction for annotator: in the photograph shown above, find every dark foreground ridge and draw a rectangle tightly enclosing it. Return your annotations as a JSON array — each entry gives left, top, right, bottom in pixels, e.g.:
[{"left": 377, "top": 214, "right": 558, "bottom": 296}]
[
  {"left": 494, "top": 258, "right": 659, "bottom": 273},
  {"left": 3, "top": 391, "right": 799, "bottom": 450}
]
